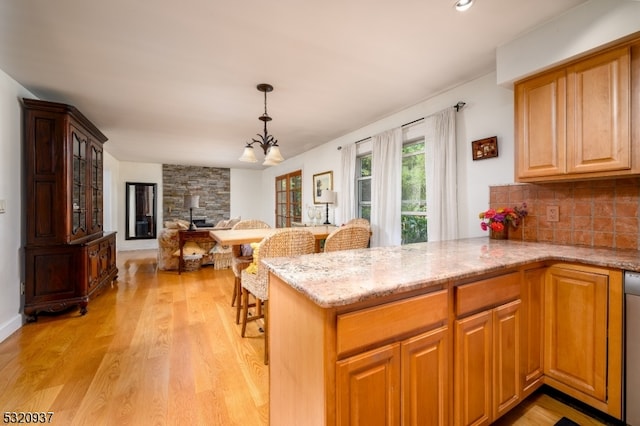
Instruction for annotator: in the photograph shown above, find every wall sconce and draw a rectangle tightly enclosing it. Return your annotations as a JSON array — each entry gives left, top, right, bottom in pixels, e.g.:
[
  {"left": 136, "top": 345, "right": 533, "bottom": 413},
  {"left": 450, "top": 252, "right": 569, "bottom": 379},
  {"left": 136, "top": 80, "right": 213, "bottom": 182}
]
[
  {"left": 183, "top": 194, "right": 200, "bottom": 231},
  {"left": 317, "top": 189, "right": 335, "bottom": 225}
]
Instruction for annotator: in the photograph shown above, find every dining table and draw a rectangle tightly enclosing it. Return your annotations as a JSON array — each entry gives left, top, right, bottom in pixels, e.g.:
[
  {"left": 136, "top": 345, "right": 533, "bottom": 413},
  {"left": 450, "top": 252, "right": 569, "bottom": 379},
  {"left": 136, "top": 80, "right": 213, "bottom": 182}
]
[{"left": 209, "top": 225, "right": 338, "bottom": 255}]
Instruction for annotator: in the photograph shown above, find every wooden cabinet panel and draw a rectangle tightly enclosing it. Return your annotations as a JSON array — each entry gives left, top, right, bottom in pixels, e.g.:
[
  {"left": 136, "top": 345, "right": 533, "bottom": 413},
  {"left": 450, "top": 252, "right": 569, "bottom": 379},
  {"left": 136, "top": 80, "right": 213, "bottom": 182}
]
[
  {"left": 455, "top": 272, "right": 519, "bottom": 316},
  {"left": 454, "top": 310, "right": 492, "bottom": 426},
  {"left": 492, "top": 300, "right": 521, "bottom": 419},
  {"left": 337, "top": 289, "right": 447, "bottom": 357},
  {"left": 566, "top": 46, "right": 630, "bottom": 174},
  {"left": 515, "top": 69, "right": 566, "bottom": 179},
  {"left": 25, "top": 246, "right": 81, "bottom": 304},
  {"left": 521, "top": 267, "right": 545, "bottom": 395},
  {"left": 544, "top": 266, "right": 608, "bottom": 401},
  {"left": 337, "top": 344, "right": 401, "bottom": 426},
  {"left": 401, "top": 326, "right": 448, "bottom": 426}
]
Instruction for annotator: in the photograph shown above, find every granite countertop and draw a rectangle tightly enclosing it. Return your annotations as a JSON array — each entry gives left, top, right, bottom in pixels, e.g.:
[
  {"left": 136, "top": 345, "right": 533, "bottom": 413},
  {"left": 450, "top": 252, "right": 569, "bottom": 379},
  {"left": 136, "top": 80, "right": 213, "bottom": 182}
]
[{"left": 262, "top": 237, "right": 640, "bottom": 308}]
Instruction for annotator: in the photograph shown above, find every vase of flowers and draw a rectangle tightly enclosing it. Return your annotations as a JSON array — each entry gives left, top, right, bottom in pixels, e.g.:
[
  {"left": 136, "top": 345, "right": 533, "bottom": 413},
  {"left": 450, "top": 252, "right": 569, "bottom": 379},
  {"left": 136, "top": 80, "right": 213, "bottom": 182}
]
[{"left": 479, "top": 203, "right": 527, "bottom": 240}]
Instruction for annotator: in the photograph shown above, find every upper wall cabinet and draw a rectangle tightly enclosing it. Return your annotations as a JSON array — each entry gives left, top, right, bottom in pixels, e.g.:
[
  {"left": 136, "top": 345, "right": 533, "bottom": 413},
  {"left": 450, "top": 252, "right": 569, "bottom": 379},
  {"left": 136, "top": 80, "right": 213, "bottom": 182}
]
[
  {"left": 24, "top": 99, "right": 108, "bottom": 245},
  {"left": 515, "top": 37, "right": 640, "bottom": 182}
]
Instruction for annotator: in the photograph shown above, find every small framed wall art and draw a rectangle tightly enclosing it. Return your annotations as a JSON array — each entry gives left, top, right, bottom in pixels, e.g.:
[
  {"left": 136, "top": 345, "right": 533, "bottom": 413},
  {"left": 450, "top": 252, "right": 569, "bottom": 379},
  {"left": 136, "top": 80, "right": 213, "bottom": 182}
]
[
  {"left": 472, "top": 136, "right": 498, "bottom": 160},
  {"left": 313, "top": 171, "right": 333, "bottom": 204}
]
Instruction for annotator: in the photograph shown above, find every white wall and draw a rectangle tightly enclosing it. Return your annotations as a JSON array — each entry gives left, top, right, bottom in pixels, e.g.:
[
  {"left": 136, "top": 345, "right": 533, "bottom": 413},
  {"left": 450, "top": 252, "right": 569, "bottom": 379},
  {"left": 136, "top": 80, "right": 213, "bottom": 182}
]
[
  {"left": 0, "top": 69, "right": 35, "bottom": 341},
  {"left": 115, "top": 161, "right": 163, "bottom": 251},
  {"left": 103, "top": 150, "right": 120, "bottom": 234},
  {"left": 230, "top": 169, "right": 265, "bottom": 222},
  {"left": 497, "top": 0, "right": 640, "bottom": 85},
  {"left": 262, "top": 72, "right": 515, "bottom": 239}
]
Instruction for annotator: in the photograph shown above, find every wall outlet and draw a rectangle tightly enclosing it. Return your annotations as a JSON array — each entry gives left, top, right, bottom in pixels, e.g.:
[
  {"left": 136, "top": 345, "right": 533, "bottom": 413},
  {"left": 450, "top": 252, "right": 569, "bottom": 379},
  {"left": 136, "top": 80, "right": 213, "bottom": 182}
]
[{"left": 547, "top": 205, "right": 559, "bottom": 222}]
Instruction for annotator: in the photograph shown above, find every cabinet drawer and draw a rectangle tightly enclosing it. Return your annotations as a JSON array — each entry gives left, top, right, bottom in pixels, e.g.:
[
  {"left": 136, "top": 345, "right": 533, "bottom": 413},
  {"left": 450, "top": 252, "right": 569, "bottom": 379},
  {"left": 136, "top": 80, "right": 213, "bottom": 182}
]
[
  {"left": 337, "top": 289, "right": 447, "bottom": 357},
  {"left": 455, "top": 272, "right": 520, "bottom": 317}
]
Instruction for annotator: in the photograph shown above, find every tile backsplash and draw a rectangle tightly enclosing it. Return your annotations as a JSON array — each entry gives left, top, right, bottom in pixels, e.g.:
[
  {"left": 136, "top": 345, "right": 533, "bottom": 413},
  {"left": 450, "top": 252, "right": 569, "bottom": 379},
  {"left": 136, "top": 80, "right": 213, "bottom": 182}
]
[{"left": 489, "top": 178, "right": 640, "bottom": 250}]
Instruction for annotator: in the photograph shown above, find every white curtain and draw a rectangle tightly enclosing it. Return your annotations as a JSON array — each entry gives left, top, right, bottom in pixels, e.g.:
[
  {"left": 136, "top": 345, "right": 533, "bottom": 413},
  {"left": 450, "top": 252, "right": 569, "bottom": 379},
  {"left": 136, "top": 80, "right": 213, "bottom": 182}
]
[
  {"left": 426, "top": 108, "right": 458, "bottom": 241},
  {"left": 339, "top": 143, "right": 357, "bottom": 224},
  {"left": 371, "top": 128, "right": 402, "bottom": 247}
]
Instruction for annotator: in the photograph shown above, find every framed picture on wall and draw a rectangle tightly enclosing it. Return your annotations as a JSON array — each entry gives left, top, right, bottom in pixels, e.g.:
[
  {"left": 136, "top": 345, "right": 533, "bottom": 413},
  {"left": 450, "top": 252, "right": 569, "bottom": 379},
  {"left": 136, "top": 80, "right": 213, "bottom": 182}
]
[
  {"left": 313, "top": 171, "right": 333, "bottom": 204},
  {"left": 472, "top": 136, "right": 498, "bottom": 160}
]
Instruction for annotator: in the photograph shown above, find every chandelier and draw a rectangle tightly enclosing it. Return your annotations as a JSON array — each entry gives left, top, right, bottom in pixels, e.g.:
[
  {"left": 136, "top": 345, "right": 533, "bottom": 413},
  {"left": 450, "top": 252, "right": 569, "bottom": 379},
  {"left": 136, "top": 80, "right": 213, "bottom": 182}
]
[{"left": 239, "top": 83, "right": 285, "bottom": 166}]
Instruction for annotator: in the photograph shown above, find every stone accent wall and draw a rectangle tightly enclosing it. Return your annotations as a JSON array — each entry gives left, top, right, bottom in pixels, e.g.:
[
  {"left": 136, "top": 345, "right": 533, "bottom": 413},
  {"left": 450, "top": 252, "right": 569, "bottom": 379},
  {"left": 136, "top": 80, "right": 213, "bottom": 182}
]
[
  {"left": 162, "top": 164, "right": 230, "bottom": 225},
  {"left": 488, "top": 178, "right": 640, "bottom": 250}
]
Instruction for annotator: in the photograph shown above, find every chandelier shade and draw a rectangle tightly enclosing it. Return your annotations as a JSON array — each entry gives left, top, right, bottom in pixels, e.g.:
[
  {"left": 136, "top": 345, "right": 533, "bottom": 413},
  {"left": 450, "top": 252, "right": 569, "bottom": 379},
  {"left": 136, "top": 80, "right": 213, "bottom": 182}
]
[{"left": 239, "top": 83, "right": 285, "bottom": 166}]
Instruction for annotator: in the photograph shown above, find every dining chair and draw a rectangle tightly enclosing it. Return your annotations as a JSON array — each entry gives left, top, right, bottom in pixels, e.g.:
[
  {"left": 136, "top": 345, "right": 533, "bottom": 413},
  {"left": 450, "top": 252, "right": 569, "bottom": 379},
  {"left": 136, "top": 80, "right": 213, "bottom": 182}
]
[
  {"left": 230, "top": 219, "right": 271, "bottom": 324},
  {"left": 324, "top": 225, "right": 371, "bottom": 252},
  {"left": 346, "top": 218, "right": 370, "bottom": 229},
  {"left": 240, "top": 229, "right": 315, "bottom": 364}
]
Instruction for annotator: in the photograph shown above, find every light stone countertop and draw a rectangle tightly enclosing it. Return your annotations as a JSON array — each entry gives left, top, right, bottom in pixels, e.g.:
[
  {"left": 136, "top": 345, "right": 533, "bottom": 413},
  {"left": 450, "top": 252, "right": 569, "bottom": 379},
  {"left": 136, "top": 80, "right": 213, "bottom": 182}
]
[{"left": 262, "top": 237, "right": 640, "bottom": 308}]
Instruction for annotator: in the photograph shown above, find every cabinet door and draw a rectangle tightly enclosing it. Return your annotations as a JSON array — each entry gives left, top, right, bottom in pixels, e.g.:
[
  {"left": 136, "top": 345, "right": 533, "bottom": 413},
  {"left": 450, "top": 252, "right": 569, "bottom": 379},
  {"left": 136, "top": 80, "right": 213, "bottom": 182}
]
[
  {"left": 492, "top": 300, "right": 521, "bottom": 420},
  {"left": 401, "top": 326, "right": 448, "bottom": 426},
  {"left": 566, "top": 46, "right": 630, "bottom": 174},
  {"left": 337, "top": 343, "right": 401, "bottom": 426},
  {"left": 70, "top": 125, "right": 88, "bottom": 240},
  {"left": 521, "top": 267, "right": 544, "bottom": 394},
  {"left": 454, "top": 311, "right": 492, "bottom": 426},
  {"left": 87, "top": 242, "right": 101, "bottom": 293},
  {"left": 544, "top": 266, "right": 608, "bottom": 401},
  {"left": 515, "top": 69, "right": 566, "bottom": 179},
  {"left": 88, "top": 141, "right": 104, "bottom": 234}
]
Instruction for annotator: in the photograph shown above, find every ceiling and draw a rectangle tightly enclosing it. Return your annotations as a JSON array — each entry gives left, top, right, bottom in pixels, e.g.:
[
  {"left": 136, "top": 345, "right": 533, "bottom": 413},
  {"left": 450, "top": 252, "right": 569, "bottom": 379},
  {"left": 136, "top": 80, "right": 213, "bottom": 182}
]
[{"left": 0, "top": 0, "right": 587, "bottom": 169}]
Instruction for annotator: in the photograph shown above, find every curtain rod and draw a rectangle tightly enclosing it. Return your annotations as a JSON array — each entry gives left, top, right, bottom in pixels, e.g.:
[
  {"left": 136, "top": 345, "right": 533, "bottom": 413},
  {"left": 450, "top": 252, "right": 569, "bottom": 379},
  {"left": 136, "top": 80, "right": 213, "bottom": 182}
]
[{"left": 338, "top": 101, "right": 465, "bottom": 149}]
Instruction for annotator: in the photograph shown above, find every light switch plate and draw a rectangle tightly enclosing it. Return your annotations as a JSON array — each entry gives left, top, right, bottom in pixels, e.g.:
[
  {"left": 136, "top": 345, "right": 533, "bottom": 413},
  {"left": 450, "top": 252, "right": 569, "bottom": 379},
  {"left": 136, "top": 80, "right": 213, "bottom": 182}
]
[{"left": 0, "top": 199, "right": 5, "bottom": 213}]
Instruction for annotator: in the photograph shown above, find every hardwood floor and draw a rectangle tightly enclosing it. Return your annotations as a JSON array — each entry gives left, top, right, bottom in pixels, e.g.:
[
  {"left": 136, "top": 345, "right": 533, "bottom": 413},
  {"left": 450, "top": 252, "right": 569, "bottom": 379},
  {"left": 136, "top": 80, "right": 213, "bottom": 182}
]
[
  {"left": 0, "top": 250, "right": 268, "bottom": 425},
  {"left": 0, "top": 249, "right": 611, "bottom": 425}
]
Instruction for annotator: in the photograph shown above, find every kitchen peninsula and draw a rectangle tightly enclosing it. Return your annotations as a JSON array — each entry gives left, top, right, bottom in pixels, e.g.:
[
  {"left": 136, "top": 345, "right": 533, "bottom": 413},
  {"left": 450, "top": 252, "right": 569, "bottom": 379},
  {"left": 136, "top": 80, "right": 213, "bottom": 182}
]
[{"left": 264, "top": 238, "right": 635, "bottom": 425}]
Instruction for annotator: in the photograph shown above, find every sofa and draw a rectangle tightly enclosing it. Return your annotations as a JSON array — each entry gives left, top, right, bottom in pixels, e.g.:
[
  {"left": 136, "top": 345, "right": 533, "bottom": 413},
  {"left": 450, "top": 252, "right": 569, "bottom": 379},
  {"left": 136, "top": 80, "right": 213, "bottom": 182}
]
[{"left": 157, "top": 218, "right": 239, "bottom": 271}]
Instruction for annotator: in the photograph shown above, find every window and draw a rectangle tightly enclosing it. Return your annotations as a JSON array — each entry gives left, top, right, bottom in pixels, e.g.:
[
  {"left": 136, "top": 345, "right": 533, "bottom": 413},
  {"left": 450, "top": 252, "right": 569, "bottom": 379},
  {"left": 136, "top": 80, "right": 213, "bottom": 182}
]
[
  {"left": 356, "top": 154, "right": 371, "bottom": 221},
  {"left": 401, "top": 140, "right": 427, "bottom": 244},
  {"left": 355, "top": 139, "right": 427, "bottom": 244}
]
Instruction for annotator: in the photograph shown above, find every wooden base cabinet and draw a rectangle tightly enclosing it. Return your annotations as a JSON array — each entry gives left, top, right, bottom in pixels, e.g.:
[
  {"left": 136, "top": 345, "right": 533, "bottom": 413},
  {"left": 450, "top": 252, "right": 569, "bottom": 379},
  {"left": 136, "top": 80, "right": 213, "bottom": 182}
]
[
  {"left": 269, "top": 274, "right": 449, "bottom": 426},
  {"left": 336, "top": 326, "right": 449, "bottom": 426},
  {"left": 453, "top": 272, "right": 522, "bottom": 426},
  {"left": 520, "top": 266, "right": 545, "bottom": 396},
  {"left": 544, "top": 264, "right": 623, "bottom": 418},
  {"left": 24, "top": 232, "right": 117, "bottom": 321}
]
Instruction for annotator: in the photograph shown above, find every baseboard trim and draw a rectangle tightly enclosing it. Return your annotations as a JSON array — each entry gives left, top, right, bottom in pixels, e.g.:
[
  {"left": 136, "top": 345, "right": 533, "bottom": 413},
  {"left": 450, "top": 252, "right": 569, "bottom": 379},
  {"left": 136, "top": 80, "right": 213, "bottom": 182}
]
[{"left": 0, "top": 314, "right": 23, "bottom": 343}]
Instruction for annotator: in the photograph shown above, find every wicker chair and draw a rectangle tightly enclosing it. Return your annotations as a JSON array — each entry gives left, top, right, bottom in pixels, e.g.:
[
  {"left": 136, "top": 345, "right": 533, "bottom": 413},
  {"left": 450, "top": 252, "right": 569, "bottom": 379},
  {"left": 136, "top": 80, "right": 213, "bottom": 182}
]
[
  {"left": 230, "top": 219, "right": 271, "bottom": 324},
  {"left": 324, "top": 225, "right": 371, "bottom": 253},
  {"left": 346, "top": 218, "right": 370, "bottom": 229},
  {"left": 240, "top": 229, "right": 315, "bottom": 364}
]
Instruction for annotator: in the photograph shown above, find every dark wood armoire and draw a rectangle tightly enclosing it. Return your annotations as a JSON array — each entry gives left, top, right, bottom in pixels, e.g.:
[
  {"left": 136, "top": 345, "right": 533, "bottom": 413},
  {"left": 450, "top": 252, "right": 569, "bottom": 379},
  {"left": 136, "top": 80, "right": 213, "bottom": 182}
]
[{"left": 23, "top": 98, "right": 118, "bottom": 321}]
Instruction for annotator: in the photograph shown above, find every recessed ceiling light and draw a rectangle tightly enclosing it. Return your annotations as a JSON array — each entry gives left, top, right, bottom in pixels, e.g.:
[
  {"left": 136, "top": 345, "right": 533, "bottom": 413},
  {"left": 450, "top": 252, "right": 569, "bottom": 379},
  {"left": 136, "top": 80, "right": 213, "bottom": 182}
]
[{"left": 455, "top": 0, "right": 474, "bottom": 12}]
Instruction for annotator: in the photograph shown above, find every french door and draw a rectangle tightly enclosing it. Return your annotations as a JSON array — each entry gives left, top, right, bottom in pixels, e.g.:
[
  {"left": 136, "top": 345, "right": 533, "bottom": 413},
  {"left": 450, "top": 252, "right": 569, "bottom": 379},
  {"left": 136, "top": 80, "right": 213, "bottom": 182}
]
[{"left": 275, "top": 170, "right": 302, "bottom": 227}]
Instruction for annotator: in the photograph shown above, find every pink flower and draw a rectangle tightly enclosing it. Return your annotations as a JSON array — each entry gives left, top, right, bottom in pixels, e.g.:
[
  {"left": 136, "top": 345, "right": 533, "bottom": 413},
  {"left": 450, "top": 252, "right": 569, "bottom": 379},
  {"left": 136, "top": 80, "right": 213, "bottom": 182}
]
[{"left": 478, "top": 203, "right": 528, "bottom": 234}]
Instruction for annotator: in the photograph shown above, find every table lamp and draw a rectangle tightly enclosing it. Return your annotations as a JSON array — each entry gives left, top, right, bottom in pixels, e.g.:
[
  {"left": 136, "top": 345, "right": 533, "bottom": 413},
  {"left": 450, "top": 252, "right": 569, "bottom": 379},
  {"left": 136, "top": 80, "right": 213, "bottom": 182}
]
[
  {"left": 317, "top": 189, "right": 335, "bottom": 225},
  {"left": 183, "top": 194, "right": 200, "bottom": 231}
]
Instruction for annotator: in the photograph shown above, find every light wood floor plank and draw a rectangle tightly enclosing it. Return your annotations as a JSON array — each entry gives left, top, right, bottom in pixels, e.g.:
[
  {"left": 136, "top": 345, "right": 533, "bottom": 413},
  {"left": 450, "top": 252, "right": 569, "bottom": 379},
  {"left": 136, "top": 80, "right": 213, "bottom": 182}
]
[{"left": 0, "top": 250, "right": 269, "bottom": 425}]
